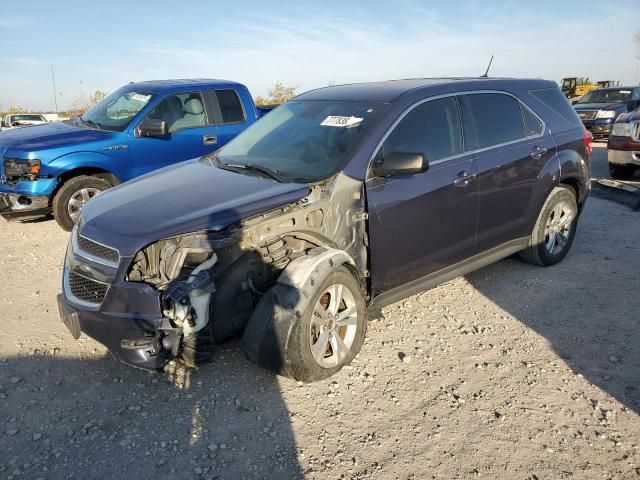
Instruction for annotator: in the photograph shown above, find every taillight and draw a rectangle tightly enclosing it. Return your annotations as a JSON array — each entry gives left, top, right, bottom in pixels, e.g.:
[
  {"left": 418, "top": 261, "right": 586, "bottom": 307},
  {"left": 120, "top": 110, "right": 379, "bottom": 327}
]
[{"left": 583, "top": 130, "right": 593, "bottom": 156}]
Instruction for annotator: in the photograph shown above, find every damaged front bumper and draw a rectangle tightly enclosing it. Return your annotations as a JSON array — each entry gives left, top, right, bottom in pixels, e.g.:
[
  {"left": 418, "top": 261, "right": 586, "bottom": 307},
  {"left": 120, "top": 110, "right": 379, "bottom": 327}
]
[
  {"left": 0, "top": 192, "right": 50, "bottom": 219},
  {"left": 59, "top": 229, "right": 181, "bottom": 370}
]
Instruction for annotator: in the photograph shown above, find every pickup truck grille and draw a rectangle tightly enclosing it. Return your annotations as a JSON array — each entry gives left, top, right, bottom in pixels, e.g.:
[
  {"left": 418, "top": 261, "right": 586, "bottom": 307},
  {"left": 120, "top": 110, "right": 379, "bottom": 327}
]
[
  {"left": 631, "top": 121, "right": 640, "bottom": 142},
  {"left": 76, "top": 232, "right": 120, "bottom": 264},
  {"left": 67, "top": 271, "right": 109, "bottom": 305},
  {"left": 576, "top": 110, "right": 598, "bottom": 121}
]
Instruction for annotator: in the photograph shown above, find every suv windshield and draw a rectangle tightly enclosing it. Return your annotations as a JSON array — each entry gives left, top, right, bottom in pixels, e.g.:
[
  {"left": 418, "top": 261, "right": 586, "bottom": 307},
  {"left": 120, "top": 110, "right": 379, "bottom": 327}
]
[
  {"left": 577, "top": 89, "right": 632, "bottom": 104},
  {"left": 11, "top": 114, "right": 45, "bottom": 122},
  {"left": 76, "top": 88, "right": 154, "bottom": 131},
  {"left": 216, "top": 100, "right": 389, "bottom": 183}
]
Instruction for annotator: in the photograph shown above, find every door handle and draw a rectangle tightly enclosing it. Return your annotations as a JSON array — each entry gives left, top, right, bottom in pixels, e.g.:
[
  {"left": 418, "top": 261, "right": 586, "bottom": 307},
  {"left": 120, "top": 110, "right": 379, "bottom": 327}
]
[
  {"left": 203, "top": 135, "right": 217, "bottom": 146},
  {"left": 530, "top": 146, "right": 548, "bottom": 159},
  {"left": 453, "top": 171, "right": 476, "bottom": 188}
]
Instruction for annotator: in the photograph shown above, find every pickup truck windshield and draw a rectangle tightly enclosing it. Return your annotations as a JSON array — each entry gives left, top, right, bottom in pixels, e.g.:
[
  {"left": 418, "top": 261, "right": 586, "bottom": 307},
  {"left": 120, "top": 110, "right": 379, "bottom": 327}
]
[
  {"left": 217, "top": 100, "right": 389, "bottom": 183},
  {"left": 577, "top": 89, "right": 632, "bottom": 104},
  {"left": 77, "top": 89, "right": 154, "bottom": 131}
]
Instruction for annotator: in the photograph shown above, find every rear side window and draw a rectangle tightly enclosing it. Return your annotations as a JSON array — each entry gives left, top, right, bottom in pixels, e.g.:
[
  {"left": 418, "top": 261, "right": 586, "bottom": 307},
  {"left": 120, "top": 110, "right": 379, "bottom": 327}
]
[
  {"left": 467, "top": 93, "right": 525, "bottom": 148},
  {"left": 215, "top": 89, "right": 245, "bottom": 124},
  {"left": 380, "top": 96, "right": 463, "bottom": 163},
  {"left": 521, "top": 105, "right": 543, "bottom": 136},
  {"left": 530, "top": 88, "right": 582, "bottom": 126}
]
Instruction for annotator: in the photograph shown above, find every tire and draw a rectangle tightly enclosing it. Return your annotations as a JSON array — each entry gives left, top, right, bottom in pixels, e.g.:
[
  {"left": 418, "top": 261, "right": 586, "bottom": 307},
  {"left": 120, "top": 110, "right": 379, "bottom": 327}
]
[
  {"left": 286, "top": 266, "right": 367, "bottom": 382},
  {"left": 52, "top": 176, "right": 111, "bottom": 231},
  {"left": 519, "top": 186, "right": 578, "bottom": 267},
  {"left": 609, "top": 163, "right": 636, "bottom": 180}
]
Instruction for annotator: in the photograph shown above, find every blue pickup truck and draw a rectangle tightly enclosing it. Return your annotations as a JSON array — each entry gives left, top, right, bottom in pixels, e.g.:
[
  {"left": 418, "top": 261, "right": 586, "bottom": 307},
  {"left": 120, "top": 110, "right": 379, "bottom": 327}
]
[{"left": 0, "top": 79, "right": 269, "bottom": 230}]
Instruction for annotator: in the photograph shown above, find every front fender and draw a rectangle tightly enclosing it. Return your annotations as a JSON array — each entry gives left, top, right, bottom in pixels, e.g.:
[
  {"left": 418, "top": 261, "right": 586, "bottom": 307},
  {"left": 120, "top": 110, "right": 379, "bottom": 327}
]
[{"left": 44, "top": 151, "right": 128, "bottom": 181}]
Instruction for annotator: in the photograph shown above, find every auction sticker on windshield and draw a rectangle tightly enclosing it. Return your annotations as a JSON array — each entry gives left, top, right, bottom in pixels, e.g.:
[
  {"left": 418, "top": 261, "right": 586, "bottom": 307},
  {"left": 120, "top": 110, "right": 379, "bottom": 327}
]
[
  {"left": 321, "top": 116, "right": 364, "bottom": 128},
  {"left": 131, "top": 94, "right": 152, "bottom": 103}
]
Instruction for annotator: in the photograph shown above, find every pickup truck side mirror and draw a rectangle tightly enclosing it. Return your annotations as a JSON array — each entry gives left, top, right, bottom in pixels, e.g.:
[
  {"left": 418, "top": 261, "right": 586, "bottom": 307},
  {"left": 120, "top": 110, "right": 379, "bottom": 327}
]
[
  {"left": 627, "top": 99, "right": 640, "bottom": 112},
  {"left": 372, "top": 152, "right": 428, "bottom": 177},
  {"left": 138, "top": 119, "right": 169, "bottom": 137}
]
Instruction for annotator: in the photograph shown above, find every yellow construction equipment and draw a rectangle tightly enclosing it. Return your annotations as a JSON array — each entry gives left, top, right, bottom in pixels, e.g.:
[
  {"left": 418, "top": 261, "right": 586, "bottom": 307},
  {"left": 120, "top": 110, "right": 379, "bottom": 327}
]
[{"left": 561, "top": 77, "right": 597, "bottom": 98}]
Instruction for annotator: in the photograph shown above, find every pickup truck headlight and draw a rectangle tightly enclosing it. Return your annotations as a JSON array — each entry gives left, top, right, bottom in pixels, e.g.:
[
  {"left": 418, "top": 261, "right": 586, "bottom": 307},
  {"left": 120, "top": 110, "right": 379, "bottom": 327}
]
[
  {"left": 3, "top": 158, "right": 41, "bottom": 178},
  {"left": 595, "top": 110, "right": 617, "bottom": 119},
  {"left": 611, "top": 123, "right": 630, "bottom": 137}
]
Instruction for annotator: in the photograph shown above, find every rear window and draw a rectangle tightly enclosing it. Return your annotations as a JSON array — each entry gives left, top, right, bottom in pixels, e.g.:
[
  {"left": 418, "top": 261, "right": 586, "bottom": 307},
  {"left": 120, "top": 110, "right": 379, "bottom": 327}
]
[
  {"left": 530, "top": 88, "right": 582, "bottom": 126},
  {"left": 215, "top": 89, "right": 245, "bottom": 124},
  {"left": 467, "top": 93, "right": 525, "bottom": 149}
]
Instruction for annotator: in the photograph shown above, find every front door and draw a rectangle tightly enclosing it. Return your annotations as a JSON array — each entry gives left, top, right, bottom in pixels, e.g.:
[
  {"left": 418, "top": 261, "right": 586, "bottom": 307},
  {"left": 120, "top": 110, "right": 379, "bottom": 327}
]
[
  {"left": 366, "top": 96, "right": 479, "bottom": 297},
  {"left": 129, "top": 91, "right": 219, "bottom": 177}
]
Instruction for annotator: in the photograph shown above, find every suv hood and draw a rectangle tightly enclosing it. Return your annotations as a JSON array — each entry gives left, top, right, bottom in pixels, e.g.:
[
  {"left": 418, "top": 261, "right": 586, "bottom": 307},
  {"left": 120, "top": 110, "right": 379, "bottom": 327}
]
[
  {"left": 0, "top": 121, "right": 118, "bottom": 153},
  {"left": 80, "top": 159, "right": 311, "bottom": 256},
  {"left": 573, "top": 102, "right": 626, "bottom": 111}
]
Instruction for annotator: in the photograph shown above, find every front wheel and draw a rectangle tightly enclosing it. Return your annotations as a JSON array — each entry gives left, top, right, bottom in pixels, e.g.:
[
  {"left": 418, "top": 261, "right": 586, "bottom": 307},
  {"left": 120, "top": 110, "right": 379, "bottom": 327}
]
[
  {"left": 52, "top": 176, "right": 111, "bottom": 231},
  {"left": 287, "top": 266, "right": 367, "bottom": 383},
  {"left": 519, "top": 186, "right": 578, "bottom": 267}
]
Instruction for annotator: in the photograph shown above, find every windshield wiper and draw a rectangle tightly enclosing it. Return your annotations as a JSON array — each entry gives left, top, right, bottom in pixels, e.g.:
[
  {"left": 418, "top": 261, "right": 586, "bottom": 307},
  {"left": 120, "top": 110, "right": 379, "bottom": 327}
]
[
  {"left": 80, "top": 116, "right": 102, "bottom": 130},
  {"left": 222, "top": 162, "right": 283, "bottom": 182}
]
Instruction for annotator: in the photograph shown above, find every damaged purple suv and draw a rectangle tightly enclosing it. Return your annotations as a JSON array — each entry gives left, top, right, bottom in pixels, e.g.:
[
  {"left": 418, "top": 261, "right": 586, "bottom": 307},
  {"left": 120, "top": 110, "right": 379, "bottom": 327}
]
[{"left": 58, "top": 78, "right": 591, "bottom": 382}]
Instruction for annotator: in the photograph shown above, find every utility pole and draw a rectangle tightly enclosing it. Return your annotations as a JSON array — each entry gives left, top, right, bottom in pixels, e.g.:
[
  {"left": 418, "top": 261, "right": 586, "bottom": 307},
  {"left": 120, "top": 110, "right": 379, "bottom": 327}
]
[{"left": 50, "top": 64, "right": 59, "bottom": 114}]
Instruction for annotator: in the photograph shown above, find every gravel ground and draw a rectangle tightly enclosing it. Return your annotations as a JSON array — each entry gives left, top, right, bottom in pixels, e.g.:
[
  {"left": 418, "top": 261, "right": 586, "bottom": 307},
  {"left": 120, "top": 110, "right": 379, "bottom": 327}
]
[{"left": 0, "top": 145, "right": 639, "bottom": 480}]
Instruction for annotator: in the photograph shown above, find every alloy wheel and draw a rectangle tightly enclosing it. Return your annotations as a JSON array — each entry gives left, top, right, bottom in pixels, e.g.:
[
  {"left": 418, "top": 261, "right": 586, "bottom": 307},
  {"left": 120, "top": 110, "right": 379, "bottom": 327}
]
[
  {"left": 544, "top": 200, "right": 575, "bottom": 255},
  {"left": 68, "top": 188, "right": 101, "bottom": 223}
]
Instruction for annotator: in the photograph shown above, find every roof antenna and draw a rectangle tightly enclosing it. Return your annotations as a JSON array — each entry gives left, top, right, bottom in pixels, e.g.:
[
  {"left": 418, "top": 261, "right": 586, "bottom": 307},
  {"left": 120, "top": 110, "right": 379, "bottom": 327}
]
[{"left": 481, "top": 55, "right": 494, "bottom": 78}]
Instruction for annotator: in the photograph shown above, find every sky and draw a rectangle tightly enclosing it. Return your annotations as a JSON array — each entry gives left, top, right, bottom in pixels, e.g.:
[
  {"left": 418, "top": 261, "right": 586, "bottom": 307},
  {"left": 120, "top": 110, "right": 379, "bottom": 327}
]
[{"left": 1, "top": 0, "right": 639, "bottom": 111}]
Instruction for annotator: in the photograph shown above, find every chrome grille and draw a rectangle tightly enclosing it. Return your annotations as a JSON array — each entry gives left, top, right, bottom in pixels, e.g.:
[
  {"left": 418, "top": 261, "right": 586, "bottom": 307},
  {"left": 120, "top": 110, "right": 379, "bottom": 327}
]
[
  {"left": 631, "top": 121, "right": 640, "bottom": 142},
  {"left": 576, "top": 110, "right": 597, "bottom": 121},
  {"left": 76, "top": 233, "right": 119, "bottom": 263},
  {"left": 67, "top": 271, "right": 109, "bottom": 304}
]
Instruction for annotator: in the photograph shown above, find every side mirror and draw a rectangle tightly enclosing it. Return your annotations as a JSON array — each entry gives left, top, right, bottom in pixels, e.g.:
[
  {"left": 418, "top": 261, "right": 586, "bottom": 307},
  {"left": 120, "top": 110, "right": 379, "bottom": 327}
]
[
  {"left": 626, "top": 99, "right": 640, "bottom": 112},
  {"left": 372, "top": 152, "right": 428, "bottom": 177},
  {"left": 138, "top": 118, "right": 168, "bottom": 137}
]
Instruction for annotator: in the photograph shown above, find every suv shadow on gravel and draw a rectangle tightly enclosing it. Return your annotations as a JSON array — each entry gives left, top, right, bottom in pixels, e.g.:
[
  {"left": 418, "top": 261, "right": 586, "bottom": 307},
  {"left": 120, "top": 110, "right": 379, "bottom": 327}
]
[
  {"left": 0, "top": 353, "right": 303, "bottom": 479},
  {"left": 466, "top": 210, "right": 640, "bottom": 415}
]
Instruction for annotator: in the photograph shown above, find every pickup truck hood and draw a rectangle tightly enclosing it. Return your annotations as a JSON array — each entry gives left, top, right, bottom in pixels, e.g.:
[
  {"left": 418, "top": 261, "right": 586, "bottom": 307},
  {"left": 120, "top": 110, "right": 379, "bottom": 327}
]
[
  {"left": 80, "top": 159, "right": 311, "bottom": 256},
  {"left": 573, "top": 102, "right": 626, "bottom": 111},
  {"left": 0, "top": 121, "right": 118, "bottom": 153}
]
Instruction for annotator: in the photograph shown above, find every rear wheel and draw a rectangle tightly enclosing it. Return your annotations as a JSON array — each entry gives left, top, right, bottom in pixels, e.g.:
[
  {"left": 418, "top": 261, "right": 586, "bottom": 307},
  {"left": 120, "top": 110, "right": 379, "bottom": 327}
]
[
  {"left": 519, "top": 186, "right": 578, "bottom": 267},
  {"left": 609, "top": 163, "right": 636, "bottom": 180},
  {"left": 52, "top": 176, "right": 111, "bottom": 231}
]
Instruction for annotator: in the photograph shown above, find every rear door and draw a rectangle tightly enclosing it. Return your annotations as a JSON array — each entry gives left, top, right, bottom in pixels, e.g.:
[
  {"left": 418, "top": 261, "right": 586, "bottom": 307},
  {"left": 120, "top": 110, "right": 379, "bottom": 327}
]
[
  {"left": 466, "top": 92, "right": 556, "bottom": 252},
  {"left": 366, "top": 96, "right": 479, "bottom": 296},
  {"left": 205, "top": 88, "right": 249, "bottom": 148},
  {"left": 129, "top": 91, "right": 219, "bottom": 177}
]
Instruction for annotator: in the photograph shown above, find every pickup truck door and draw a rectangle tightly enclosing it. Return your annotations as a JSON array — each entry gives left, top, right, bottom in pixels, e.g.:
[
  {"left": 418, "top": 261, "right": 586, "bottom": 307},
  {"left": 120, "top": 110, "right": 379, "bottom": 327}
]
[
  {"left": 128, "top": 91, "right": 219, "bottom": 178},
  {"left": 204, "top": 88, "right": 252, "bottom": 146},
  {"left": 365, "top": 96, "right": 479, "bottom": 298}
]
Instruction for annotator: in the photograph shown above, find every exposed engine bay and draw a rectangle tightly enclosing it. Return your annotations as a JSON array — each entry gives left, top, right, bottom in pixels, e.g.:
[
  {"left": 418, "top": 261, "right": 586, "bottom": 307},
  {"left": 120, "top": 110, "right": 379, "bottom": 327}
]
[{"left": 125, "top": 173, "right": 369, "bottom": 365}]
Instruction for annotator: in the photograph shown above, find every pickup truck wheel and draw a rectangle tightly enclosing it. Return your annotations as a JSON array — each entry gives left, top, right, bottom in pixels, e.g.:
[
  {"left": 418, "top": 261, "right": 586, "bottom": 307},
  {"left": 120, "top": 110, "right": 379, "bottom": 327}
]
[
  {"left": 609, "top": 164, "right": 636, "bottom": 180},
  {"left": 519, "top": 186, "right": 578, "bottom": 267},
  {"left": 287, "top": 266, "right": 367, "bottom": 382},
  {"left": 52, "top": 176, "right": 111, "bottom": 231}
]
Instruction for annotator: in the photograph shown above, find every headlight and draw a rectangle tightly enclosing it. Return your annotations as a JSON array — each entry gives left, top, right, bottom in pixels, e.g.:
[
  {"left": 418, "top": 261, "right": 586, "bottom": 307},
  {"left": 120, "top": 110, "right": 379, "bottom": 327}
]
[
  {"left": 3, "top": 158, "right": 41, "bottom": 178},
  {"left": 611, "top": 123, "right": 630, "bottom": 137},
  {"left": 595, "top": 110, "right": 617, "bottom": 119}
]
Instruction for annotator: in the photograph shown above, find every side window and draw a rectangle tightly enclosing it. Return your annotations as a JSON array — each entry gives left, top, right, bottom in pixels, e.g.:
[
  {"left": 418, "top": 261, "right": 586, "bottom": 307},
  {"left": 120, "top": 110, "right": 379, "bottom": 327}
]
[
  {"left": 521, "top": 104, "right": 543, "bottom": 137},
  {"left": 530, "top": 88, "right": 582, "bottom": 126},
  {"left": 379, "top": 96, "right": 463, "bottom": 164},
  {"left": 215, "top": 89, "right": 245, "bottom": 124},
  {"left": 467, "top": 93, "right": 525, "bottom": 148},
  {"left": 146, "top": 92, "right": 208, "bottom": 133}
]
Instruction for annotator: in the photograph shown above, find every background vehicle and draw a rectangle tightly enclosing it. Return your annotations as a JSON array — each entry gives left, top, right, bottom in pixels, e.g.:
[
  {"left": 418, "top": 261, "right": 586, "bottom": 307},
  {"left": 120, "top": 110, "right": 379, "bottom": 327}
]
[
  {"left": 58, "top": 78, "right": 591, "bottom": 382},
  {"left": 0, "top": 79, "right": 271, "bottom": 230},
  {"left": 597, "top": 80, "right": 619, "bottom": 89},
  {"left": 573, "top": 86, "right": 640, "bottom": 139},
  {"left": 561, "top": 77, "right": 596, "bottom": 99},
  {"left": 1, "top": 113, "right": 48, "bottom": 130},
  {"left": 607, "top": 106, "right": 640, "bottom": 179}
]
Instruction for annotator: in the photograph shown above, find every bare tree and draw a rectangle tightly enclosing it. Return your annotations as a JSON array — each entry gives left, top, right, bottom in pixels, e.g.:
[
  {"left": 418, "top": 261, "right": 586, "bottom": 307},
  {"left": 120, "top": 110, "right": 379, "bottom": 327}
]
[
  {"left": 254, "top": 82, "right": 298, "bottom": 106},
  {"left": 66, "top": 90, "right": 106, "bottom": 117}
]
